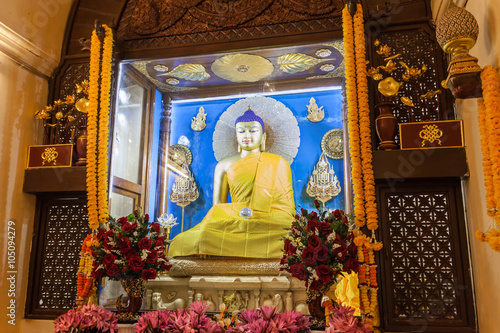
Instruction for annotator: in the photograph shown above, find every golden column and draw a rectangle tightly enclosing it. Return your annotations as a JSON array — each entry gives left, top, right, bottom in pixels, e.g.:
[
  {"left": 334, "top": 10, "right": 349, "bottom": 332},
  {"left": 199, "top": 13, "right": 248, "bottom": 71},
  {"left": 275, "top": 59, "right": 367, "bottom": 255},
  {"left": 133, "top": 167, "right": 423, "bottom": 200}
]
[{"left": 155, "top": 93, "right": 172, "bottom": 219}]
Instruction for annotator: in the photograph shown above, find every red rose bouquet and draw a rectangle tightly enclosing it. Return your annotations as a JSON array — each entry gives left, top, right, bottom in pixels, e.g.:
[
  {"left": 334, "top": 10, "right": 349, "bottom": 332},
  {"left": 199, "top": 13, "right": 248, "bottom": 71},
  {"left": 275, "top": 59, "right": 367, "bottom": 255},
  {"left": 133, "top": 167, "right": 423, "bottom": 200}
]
[
  {"left": 280, "top": 202, "right": 359, "bottom": 291},
  {"left": 91, "top": 210, "right": 171, "bottom": 281}
]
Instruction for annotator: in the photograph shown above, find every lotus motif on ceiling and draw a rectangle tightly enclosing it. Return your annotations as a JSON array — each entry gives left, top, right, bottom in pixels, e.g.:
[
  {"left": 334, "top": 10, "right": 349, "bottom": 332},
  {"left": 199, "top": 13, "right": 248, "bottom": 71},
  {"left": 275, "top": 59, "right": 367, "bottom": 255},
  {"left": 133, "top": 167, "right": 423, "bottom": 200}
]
[{"left": 211, "top": 54, "right": 274, "bottom": 83}]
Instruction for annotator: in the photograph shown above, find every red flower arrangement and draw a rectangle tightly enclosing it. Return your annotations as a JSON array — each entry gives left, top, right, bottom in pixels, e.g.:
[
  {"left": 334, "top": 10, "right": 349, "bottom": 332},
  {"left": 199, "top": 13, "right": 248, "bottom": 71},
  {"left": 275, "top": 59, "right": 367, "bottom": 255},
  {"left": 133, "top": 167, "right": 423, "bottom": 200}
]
[
  {"left": 91, "top": 210, "right": 171, "bottom": 281},
  {"left": 280, "top": 201, "right": 359, "bottom": 291}
]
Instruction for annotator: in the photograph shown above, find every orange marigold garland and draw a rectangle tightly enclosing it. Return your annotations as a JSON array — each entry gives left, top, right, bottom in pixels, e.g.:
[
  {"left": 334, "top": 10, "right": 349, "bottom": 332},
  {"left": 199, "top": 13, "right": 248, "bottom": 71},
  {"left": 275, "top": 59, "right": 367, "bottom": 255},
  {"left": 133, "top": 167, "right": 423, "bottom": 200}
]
[
  {"left": 477, "top": 98, "right": 496, "bottom": 217},
  {"left": 343, "top": 4, "right": 383, "bottom": 327},
  {"left": 87, "top": 24, "right": 113, "bottom": 230},
  {"left": 76, "top": 234, "right": 97, "bottom": 306},
  {"left": 353, "top": 4, "right": 378, "bottom": 233},
  {"left": 476, "top": 66, "right": 500, "bottom": 252},
  {"left": 87, "top": 29, "right": 101, "bottom": 231},
  {"left": 482, "top": 66, "right": 500, "bottom": 223},
  {"left": 97, "top": 24, "right": 113, "bottom": 224},
  {"left": 343, "top": 5, "right": 365, "bottom": 228},
  {"left": 78, "top": 24, "right": 114, "bottom": 306}
]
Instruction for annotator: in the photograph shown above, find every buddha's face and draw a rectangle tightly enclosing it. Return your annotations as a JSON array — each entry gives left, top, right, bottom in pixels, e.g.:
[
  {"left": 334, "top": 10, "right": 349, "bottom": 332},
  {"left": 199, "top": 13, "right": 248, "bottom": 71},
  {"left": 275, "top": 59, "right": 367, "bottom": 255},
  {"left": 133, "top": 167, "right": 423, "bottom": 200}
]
[{"left": 235, "top": 121, "right": 264, "bottom": 151}]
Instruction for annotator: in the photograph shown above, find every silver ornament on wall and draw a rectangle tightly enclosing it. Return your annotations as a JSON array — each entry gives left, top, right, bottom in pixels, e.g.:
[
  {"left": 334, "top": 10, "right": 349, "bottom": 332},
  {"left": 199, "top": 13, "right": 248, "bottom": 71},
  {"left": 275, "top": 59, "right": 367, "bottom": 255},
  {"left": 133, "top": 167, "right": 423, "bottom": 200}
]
[
  {"left": 191, "top": 107, "right": 207, "bottom": 131},
  {"left": 306, "top": 153, "right": 341, "bottom": 210},
  {"left": 306, "top": 97, "right": 325, "bottom": 123},
  {"left": 169, "top": 144, "right": 193, "bottom": 167},
  {"left": 321, "top": 129, "right": 344, "bottom": 159},
  {"left": 169, "top": 164, "right": 199, "bottom": 232}
]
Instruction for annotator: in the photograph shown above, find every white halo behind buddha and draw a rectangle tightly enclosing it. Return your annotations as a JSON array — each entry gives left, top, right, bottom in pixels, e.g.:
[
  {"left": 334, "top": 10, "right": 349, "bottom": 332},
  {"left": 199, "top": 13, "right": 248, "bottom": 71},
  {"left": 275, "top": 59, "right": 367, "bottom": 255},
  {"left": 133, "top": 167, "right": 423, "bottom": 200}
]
[{"left": 213, "top": 96, "right": 300, "bottom": 164}]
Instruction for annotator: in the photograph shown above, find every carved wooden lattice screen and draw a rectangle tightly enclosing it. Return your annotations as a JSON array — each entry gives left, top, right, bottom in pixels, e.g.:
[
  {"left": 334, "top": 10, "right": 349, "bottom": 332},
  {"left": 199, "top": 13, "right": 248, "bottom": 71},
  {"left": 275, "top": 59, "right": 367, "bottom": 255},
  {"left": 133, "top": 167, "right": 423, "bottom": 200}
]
[
  {"left": 26, "top": 196, "right": 88, "bottom": 318},
  {"left": 51, "top": 63, "right": 90, "bottom": 145},
  {"left": 377, "top": 179, "right": 475, "bottom": 332},
  {"left": 374, "top": 29, "right": 450, "bottom": 124}
]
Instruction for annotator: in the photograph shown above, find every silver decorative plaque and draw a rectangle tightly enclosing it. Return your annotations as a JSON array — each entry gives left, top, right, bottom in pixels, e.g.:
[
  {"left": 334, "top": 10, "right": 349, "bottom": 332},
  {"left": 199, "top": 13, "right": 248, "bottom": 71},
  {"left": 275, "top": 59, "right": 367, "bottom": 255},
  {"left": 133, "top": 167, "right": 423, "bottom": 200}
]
[{"left": 321, "top": 129, "right": 344, "bottom": 159}]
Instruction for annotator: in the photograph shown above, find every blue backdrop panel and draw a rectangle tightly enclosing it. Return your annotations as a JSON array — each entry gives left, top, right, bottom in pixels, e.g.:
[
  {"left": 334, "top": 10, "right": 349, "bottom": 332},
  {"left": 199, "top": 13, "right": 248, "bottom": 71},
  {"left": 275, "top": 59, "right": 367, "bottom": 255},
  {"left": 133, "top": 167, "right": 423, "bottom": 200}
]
[{"left": 166, "top": 89, "right": 345, "bottom": 239}]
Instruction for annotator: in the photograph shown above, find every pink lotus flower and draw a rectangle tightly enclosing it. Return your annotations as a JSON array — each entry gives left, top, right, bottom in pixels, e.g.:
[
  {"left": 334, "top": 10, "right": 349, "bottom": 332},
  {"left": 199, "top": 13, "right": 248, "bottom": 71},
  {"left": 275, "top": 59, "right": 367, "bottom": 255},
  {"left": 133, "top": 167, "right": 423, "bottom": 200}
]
[
  {"left": 325, "top": 304, "right": 372, "bottom": 333},
  {"left": 133, "top": 304, "right": 311, "bottom": 333},
  {"left": 238, "top": 309, "right": 262, "bottom": 324},
  {"left": 260, "top": 306, "right": 278, "bottom": 321},
  {"left": 135, "top": 310, "right": 176, "bottom": 333},
  {"left": 135, "top": 301, "right": 222, "bottom": 333},
  {"left": 54, "top": 312, "right": 73, "bottom": 332},
  {"left": 234, "top": 306, "right": 310, "bottom": 332},
  {"left": 54, "top": 304, "right": 118, "bottom": 333}
]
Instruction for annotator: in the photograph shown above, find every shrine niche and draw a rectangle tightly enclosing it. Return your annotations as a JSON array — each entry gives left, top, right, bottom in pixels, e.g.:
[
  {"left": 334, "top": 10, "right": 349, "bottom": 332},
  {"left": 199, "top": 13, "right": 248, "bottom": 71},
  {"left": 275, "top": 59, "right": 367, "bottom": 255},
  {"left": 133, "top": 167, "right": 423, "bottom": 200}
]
[
  {"left": 109, "top": 40, "right": 349, "bottom": 235},
  {"left": 24, "top": 0, "right": 478, "bottom": 332},
  {"left": 100, "top": 39, "right": 350, "bottom": 322}
]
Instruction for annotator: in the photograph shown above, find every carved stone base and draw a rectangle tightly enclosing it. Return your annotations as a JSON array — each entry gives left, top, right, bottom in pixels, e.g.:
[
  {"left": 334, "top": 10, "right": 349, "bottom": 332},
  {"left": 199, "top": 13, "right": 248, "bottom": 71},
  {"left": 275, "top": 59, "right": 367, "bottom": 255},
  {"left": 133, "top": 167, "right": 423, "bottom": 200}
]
[
  {"left": 145, "top": 275, "right": 309, "bottom": 315},
  {"left": 100, "top": 258, "right": 310, "bottom": 316},
  {"left": 167, "top": 257, "right": 283, "bottom": 276}
]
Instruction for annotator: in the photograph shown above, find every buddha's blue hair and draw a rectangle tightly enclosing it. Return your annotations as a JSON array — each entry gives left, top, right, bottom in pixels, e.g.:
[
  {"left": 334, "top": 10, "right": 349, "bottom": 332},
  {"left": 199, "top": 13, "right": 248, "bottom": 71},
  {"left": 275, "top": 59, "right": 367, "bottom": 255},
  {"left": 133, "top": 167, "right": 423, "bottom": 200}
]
[{"left": 235, "top": 109, "right": 265, "bottom": 131}]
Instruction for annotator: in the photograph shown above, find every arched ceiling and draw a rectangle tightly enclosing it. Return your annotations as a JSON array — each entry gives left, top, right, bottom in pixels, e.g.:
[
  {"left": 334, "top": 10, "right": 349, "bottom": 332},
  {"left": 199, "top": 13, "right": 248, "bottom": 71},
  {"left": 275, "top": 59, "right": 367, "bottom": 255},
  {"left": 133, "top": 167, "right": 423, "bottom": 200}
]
[
  {"left": 63, "top": 0, "right": 347, "bottom": 58},
  {"left": 61, "top": 0, "right": 433, "bottom": 60}
]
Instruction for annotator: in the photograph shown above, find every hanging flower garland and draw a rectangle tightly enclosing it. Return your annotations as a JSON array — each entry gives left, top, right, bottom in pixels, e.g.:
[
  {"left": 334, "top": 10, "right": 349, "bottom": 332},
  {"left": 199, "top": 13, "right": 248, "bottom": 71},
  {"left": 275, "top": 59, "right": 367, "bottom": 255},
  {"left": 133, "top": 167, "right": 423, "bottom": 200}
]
[
  {"left": 77, "top": 24, "right": 114, "bottom": 307},
  {"left": 343, "top": 4, "right": 383, "bottom": 328},
  {"left": 476, "top": 66, "right": 500, "bottom": 252},
  {"left": 481, "top": 66, "right": 500, "bottom": 222},
  {"left": 353, "top": 5, "right": 378, "bottom": 233},
  {"left": 76, "top": 234, "right": 98, "bottom": 305},
  {"left": 477, "top": 99, "right": 495, "bottom": 217},
  {"left": 87, "top": 24, "right": 113, "bottom": 230},
  {"left": 87, "top": 29, "right": 101, "bottom": 231},
  {"left": 343, "top": 5, "right": 365, "bottom": 228},
  {"left": 97, "top": 24, "right": 113, "bottom": 225},
  {"left": 353, "top": 230, "right": 381, "bottom": 327}
]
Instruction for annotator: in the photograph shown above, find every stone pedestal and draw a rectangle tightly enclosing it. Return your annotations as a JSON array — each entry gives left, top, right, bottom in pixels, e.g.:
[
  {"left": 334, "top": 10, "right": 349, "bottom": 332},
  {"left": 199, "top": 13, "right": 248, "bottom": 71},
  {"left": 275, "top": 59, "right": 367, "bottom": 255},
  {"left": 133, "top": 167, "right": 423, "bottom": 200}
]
[{"left": 143, "top": 257, "right": 309, "bottom": 314}]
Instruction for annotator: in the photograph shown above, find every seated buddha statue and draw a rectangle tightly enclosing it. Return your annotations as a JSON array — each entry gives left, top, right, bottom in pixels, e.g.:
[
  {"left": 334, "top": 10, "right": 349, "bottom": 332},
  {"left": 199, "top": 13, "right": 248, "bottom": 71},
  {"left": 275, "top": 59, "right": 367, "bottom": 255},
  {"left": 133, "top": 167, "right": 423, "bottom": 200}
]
[{"left": 168, "top": 109, "right": 295, "bottom": 259}]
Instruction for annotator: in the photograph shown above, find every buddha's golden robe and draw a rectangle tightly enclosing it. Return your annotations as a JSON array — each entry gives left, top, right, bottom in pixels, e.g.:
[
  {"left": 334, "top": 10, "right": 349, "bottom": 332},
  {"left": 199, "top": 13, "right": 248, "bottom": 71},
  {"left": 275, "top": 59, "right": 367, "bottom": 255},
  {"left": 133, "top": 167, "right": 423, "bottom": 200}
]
[{"left": 169, "top": 152, "right": 295, "bottom": 258}]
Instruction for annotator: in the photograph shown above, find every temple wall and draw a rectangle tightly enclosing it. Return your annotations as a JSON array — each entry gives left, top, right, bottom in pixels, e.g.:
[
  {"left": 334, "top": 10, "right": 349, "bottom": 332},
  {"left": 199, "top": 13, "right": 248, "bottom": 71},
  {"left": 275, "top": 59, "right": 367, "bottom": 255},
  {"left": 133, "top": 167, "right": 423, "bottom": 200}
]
[
  {"left": 0, "top": 53, "right": 53, "bottom": 333},
  {"left": 0, "top": 1, "right": 499, "bottom": 332},
  {"left": 1, "top": 0, "right": 70, "bottom": 61},
  {"left": 451, "top": 1, "right": 500, "bottom": 332},
  {"left": 0, "top": 1, "right": 71, "bottom": 333}
]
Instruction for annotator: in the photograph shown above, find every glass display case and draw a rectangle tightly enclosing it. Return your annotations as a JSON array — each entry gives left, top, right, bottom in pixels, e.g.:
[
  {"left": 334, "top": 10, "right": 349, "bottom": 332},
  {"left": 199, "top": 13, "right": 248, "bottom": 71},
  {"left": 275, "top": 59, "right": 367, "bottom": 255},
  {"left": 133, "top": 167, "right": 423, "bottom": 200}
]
[
  {"left": 109, "top": 40, "right": 349, "bottom": 238},
  {"left": 108, "top": 68, "right": 157, "bottom": 218}
]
